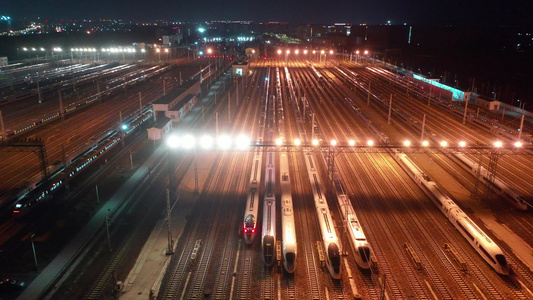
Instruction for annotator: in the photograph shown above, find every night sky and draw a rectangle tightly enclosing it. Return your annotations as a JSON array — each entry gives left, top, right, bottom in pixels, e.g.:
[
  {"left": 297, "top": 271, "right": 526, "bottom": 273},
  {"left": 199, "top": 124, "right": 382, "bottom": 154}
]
[{"left": 2, "top": 0, "right": 532, "bottom": 26}]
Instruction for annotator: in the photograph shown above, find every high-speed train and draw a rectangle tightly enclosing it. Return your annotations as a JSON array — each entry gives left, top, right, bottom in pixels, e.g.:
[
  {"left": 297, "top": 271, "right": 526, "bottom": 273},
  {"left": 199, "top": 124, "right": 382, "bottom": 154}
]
[
  {"left": 396, "top": 152, "right": 510, "bottom": 275},
  {"left": 305, "top": 153, "right": 341, "bottom": 279},
  {"left": 454, "top": 153, "right": 528, "bottom": 210},
  {"left": 280, "top": 152, "right": 297, "bottom": 273},
  {"left": 262, "top": 151, "right": 277, "bottom": 266},
  {"left": 242, "top": 150, "right": 262, "bottom": 244},
  {"left": 332, "top": 177, "right": 372, "bottom": 269}
]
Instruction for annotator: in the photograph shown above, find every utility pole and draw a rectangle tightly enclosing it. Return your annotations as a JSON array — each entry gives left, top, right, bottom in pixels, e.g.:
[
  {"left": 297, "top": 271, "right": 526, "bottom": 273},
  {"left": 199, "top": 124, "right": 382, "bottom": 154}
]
[
  {"left": 97, "top": 78, "right": 101, "bottom": 102},
  {"left": 139, "top": 92, "right": 142, "bottom": 116},
  {"left": 166, "top": 189, "right": 174, "bottom": 255},
  {"left": 463, "top": 97, "right": 469, "bottom": 125},
  {"left": 311, "top": 113, "right": 315, "bottom": 140},
  {"left": 387, "top": 94, "right": 393, "bottom": 124},
  {"left": 59, "top": 90, "right": 64, "bottom": 120},
  {"left": 106, "top": 215, "right": 112, "bottom": 252},
  {"left": 367, "top": 81, "right": 371, "bottom": 105},
  {"left": 518, "top": 114, "right": 525, "bottom": 140},
  {"left": 0, "top": 110, "right": 5, "bottom": 141},
  {"left": 420, "top": 114, "right": 426, "bottom": 140},
  {"left": 215, "top": 112, "right": 219, "bottom": 138},
  {"left": 37, "top": 79, "right": 42, "bottom": 104},
  {"left": 31, "top": 234, "right": 38, "bottom": 270},
  {"left": 228, "top": 92, "right": 231, "bottom": 121}
]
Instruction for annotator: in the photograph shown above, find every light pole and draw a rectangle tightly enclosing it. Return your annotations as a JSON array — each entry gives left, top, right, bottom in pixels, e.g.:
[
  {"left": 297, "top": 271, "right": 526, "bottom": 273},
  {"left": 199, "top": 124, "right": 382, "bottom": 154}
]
[
  {"left": 156, "top": 48, "right": 161, "bottom": 63},
  {"left": 31, "top": 233, "right": 38, "bottom": 270}
]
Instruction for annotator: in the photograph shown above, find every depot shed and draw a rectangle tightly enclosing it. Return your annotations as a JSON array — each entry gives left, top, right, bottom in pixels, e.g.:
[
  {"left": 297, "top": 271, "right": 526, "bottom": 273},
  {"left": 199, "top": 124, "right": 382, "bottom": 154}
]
[
  {"left": 147, "top": 117, "right": 172, "bottom": 141},
  {"left": 152, "top": 79, "right": 201, "bottom": 121}
]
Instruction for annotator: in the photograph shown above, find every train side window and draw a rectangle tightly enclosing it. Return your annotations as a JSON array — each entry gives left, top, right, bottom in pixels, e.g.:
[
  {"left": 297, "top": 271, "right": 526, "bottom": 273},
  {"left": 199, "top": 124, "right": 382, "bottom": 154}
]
[{"left": 479, "top": 246, "right": 496, "bottom": 264}]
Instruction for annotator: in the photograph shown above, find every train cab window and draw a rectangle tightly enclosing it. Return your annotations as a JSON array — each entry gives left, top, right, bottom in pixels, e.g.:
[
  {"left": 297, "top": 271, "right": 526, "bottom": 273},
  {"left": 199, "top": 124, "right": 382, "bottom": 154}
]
[
  {"left": 328, "top": 244, "right": 341, "bottom": 272},
  {"left": 359, "top": 247, "right": 371, "bottom": 263},
  {"left": 495, "top": 254, "right": 508, "bottom": 267},
  {"left": 285, "top": 253, "right": 295, "bottom": 264}
]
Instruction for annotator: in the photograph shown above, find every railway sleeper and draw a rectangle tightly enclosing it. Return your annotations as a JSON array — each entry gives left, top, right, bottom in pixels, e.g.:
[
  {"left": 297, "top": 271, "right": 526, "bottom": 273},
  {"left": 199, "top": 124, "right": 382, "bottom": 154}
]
[
  {"left": 443, "top": 243, "right": 468, "bottom": 272},
  {"left": 403, "top": 242, "right": 422, "bottom": 270}
]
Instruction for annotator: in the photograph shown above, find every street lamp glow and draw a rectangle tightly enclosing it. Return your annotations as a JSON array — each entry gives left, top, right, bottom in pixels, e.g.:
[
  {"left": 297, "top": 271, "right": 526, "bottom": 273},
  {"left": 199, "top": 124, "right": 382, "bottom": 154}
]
[
  {"left": 321, "top": 50, "right": 325, "bottom": 54},
  {"left": 312, "top": 50, "right": 316, "bottom": 54},
  {"left": 236, "top": 135, "right": 250, "bottom": 150},
  {"left": 364, "top": 50, "right": 369, "bottom": 55},
  {"left": 312, "top": 139, "right": 319, "bottom": 146},
  {"left": 207, "top": 48, "right": 212, "bottom": 54},
  {"left": 277, "top": 49, "right": 282, "bottom": 54},
  {"left": 286, "top": 50, "right": 290, "bottom": 54},
  {"left": 494, "top": 141, "right": 503, "bottom": 148},
  {"left": 295, "top": 50, "right": 299, "bottom": 54},
  {"left": 294, "top": 139, "right": 301, "bottom": 146},
  {"left": 403, "top": 140, "right": 411, "bottom": 147},
  {"left": 329, "top": 50, "right": 334, "bottom": 54},
  {"left": 167, "top": 135, "right": 180, "bottom": 149},
  {"left": 218, "top": 134, "right": 231, "bottom": 150},
  {"left": 304, "top": 50, "right": 308, "bottom": 54},
  {"left": 356, "top": 50, "right": 360, "bottom": 54},
  {"left": 422, "top": 140, "right": 429, "bottom": 147},
  {"left": 164, "top": 48, "right": 169, "bottom": 53},
  {"left": 330, "top": 140, "right": 337, "bottom": 146},
  {"left": 183, "top": 134, "right": 196, "bottom": 149},
  {"left": 367, "top": 140, "right": 374, "bottom": 146},
  {"left": 198, "top": 27, "right": 205, "bottom": 33},
  {"left": 348, "top": 140, "right": 356, "bottom": 146},
  {"left": 276, "top": 138, "right": 283, "bottom": 146},
  {"left": 199, "top": 135, "right": 213, "bottom": 150},
  {"left": 440, "top": 141, "right": 448, "bottom": 147},
  {"left": 459, "top": 141, "right": 466, "bottom": 147},
  {"left": 514, "top": 141, "right": 523, "bottom": 148},
  {"left": 156, "top": 48, "right": 160, "bottom": 53}
]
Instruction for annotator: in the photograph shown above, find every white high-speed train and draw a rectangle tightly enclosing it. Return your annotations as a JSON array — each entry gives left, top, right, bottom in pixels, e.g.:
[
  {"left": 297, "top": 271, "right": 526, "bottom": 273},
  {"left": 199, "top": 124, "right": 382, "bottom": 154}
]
[
  {"left": 454, "top": 153, "right": 528, "bottom": 210},
  {"left": 305, "top": 153, "right": 342, "bottom": 279},
  {"left": 242, "top": 150, "right": 262, "bottom": 244},
  {"left": 332, "top": 177, "right": 372, "bottom": 269},
  {"left": 262, "top": 151, "right": 277, "bottom": 266},
  {"left": 396, "top": 152, "right": 510, "bottom": 275},
  {"left": 280, "top": 152, "right": 297, "bottom": 273}
]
